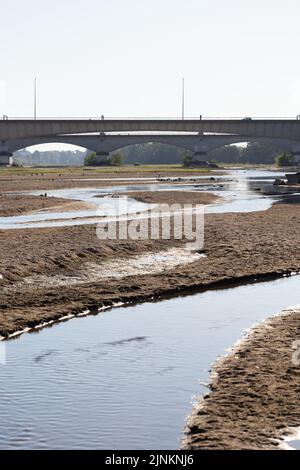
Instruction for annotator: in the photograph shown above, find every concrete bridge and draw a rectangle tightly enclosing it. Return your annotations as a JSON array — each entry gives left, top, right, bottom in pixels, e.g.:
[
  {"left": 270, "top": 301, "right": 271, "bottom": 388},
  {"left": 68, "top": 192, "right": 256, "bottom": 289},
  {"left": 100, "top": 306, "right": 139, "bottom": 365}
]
[{"left": 1, "top": 118, "right": 300, "bottom": 165}]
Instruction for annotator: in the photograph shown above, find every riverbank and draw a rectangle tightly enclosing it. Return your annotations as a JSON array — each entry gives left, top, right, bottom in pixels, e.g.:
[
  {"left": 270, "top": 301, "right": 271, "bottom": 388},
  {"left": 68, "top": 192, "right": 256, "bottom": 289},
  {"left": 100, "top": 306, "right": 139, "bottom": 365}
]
[
  {"left": 0, "top": 203, "right": 300, "bottom": 337},
  {"left": 183, "top": 305, "right": 300, "bottom": 450}
]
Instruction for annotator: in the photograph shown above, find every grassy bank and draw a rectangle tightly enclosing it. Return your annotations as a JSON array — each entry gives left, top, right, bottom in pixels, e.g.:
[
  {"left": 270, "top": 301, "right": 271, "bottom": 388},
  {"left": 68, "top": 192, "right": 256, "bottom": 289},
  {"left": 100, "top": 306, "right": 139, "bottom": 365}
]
[{"left": 0, "top": 164, "right": 212, "bottom": 176}]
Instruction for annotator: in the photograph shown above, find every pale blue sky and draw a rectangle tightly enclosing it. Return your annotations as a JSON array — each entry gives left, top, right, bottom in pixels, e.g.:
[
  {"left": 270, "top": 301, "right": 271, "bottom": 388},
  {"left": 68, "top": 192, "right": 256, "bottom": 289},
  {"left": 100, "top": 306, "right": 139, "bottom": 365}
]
[{"left": 1, "top": 0, "right": 300, "bottom": 119}]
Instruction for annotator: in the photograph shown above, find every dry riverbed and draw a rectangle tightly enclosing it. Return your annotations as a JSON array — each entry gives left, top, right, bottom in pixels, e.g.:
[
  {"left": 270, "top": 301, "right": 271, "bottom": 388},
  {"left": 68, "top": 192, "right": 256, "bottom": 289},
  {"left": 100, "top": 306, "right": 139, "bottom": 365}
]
[
  {"left": 1, "top": 176, "right": 300, "bottom": 449},
  {"left": 0, "top": 202, "right": 300, "bottom": 337}
]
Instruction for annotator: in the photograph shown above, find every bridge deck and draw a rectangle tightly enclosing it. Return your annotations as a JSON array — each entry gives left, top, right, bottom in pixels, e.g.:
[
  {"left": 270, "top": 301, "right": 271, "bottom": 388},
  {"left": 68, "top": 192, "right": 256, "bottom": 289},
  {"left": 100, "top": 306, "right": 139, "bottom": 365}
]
[{"left": 1, "top": 119, "right": 300, "bottom": 141}]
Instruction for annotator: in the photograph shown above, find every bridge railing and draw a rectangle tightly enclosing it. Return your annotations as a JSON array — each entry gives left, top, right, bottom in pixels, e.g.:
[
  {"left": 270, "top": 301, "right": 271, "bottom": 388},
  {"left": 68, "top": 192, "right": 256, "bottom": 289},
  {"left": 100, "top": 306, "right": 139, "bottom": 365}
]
[{"left": 2, "top": 116, "right": 300, "bottom": 121}]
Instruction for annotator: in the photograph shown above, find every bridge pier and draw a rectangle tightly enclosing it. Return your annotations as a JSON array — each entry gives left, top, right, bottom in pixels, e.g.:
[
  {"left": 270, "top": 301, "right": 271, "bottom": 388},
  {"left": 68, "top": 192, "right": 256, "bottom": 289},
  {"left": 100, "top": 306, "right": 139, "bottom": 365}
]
[
  {"left": 94, "top": 151, "right": 110, "bottom": 165},
  {"left": 190, "top": 151, "right": 209, "bottom": 166},
  {"left": 292, "top": 152, "right": 300, "bottom": 165},
  {"left": 0, "top": 141, "right": 13, "bottom": 165},
  {"left": 0, "top": 153, "right": 12, "bottom": 166}
]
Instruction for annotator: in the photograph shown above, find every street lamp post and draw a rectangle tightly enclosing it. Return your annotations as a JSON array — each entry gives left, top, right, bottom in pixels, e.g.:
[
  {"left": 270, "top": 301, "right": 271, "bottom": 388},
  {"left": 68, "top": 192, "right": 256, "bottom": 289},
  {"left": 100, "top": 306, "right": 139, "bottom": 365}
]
[
  {"left": 182, "top": 78, "right": 185, "bottom": 120},
  {"left": 34, "top": 78, "right": 37, "bottom": 120}
]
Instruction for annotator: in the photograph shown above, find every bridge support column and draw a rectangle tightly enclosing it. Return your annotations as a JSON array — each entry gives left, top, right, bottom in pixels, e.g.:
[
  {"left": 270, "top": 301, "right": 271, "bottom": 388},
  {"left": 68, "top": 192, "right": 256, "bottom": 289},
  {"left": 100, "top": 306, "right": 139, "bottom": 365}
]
[
  {"left": 290, "top": 143, "right": 300, "bottom": 165},
  {"left": 94, "top": 152, "right": 110, "bottom": 166},
  {"left": 292, "top": 152, "right": 300, "bottom": 165},
  {"left": 0, "top": 153, "right": 12, "bottom": 166},
  {"left": 190, "top": 151, "right": 209, "bottom": 166}
]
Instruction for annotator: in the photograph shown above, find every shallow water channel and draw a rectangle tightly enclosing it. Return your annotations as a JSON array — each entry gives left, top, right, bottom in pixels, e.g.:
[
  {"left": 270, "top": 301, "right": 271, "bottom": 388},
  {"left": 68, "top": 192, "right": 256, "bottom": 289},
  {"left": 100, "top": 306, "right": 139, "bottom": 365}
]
[
  {"left": 1, "top": 169, "right": 299, "bottom": 229},
  {"left": 0, "top": 275, "right": 299, "bottom": 449}
]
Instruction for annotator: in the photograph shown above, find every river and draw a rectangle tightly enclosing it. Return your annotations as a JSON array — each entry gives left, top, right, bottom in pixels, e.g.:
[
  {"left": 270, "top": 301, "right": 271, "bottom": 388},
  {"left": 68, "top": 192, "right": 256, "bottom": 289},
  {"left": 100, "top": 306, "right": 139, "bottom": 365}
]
[
  {"left": 0, "top": 169, "right": 299, "bottom": 449},
  {"left": 0, "top": 275, "right": 299, "bottom": 449},
  {"left": 1, "top": 169, "right": 299, "bottom": 229}
]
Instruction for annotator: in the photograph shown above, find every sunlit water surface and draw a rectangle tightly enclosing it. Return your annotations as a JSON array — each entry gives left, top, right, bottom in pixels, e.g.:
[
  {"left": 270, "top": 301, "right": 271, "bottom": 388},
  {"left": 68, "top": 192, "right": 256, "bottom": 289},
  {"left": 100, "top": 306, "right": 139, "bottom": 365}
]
[
  {"left": 1, "top": 170, "right": 299, "bottom": 229},
  {"left": 0, "top": 275, "right": 299, "bottom": 449}
]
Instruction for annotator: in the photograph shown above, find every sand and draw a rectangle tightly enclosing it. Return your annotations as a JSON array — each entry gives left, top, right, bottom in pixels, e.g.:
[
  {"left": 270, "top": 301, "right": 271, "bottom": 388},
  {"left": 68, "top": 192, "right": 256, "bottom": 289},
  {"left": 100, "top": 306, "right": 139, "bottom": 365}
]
[
  {"left": 121, "top": 190, "right": 220, "bottom": 206},
  {"left": 0, "top": 194, "right": 74, "bottom": 217}
]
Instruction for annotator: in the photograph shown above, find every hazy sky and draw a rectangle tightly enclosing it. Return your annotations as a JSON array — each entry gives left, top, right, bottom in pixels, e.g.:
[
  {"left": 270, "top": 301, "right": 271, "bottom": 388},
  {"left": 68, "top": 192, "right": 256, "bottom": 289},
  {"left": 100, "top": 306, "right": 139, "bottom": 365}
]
[{"left": 1, "top": 0, "right": 300, "bottom": 119}]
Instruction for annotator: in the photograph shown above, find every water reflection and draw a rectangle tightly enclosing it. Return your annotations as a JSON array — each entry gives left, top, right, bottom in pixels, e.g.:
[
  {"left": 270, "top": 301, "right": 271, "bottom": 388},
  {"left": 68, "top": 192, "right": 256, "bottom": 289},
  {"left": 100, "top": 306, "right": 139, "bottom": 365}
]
[{"left": 0, "top": 275, "right": 299, "bottom": 449}]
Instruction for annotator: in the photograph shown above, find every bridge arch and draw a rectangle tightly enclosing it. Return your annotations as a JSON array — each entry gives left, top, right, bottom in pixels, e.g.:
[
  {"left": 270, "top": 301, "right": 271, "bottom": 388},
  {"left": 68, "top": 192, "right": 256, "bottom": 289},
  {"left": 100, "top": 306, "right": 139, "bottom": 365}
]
[
  {"left": 12, "top": 142, "right": 90, "bottom": 166},
  {"left": 197, "top": 137, "right": 295, "bottom": 165},
  {"left": 4, "top": 134, "right": 300, "bottom": 166},
  {"left": 111, "top": 141, "right": 193, "bottom": 165}
]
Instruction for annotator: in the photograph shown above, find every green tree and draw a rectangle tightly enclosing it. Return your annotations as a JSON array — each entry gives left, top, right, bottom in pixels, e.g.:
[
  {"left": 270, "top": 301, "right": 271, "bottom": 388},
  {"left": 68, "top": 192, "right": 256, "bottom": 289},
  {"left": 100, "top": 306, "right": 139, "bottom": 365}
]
[
  {"left": 84, "top": 152, "right": 111, "bottom": 166},
  {"left": 275, "top": 152, "right": 294, "bottom": 167},
  {"left": 110, "top": 152, "right": 123, "bottom": 166},
  {"left": 182, "top": 152, "right": 193, "bottom": 167},
  {"left": 84, "top": 152, "right": 97, "bottom": 166}
]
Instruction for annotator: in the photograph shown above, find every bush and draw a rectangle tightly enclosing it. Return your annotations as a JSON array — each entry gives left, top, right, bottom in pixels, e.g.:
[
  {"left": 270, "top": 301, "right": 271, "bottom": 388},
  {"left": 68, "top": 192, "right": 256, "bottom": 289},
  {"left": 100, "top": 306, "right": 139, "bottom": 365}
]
[
  {"left": 84, "top": 152, "right": 97, "bottom": 166},
  {"left": 275, "top": 152, "right": 294, "bottom": 167},
  {"left": 182, "top": 153, "right": 193, "bottom": 167},
  {"left": 84, "top": 152, "right": 111, "bottom": 166},
  {"left": 84, "top": 152, "right": 123, "bottom": 166},
  {"left": 110, "top": 153, "right": 123, "bottom": 166}
]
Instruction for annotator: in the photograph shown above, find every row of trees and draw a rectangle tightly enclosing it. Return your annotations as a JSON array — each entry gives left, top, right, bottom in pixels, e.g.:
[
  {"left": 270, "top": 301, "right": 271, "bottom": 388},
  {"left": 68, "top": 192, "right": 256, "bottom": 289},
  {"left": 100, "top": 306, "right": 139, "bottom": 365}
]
[
  {"left": 84, "top": 152, "right": 123, "bottom": 166},
  {"left": 119, "top": 141, "right": 291, "bottom": 165},
  {"left": 81, "top": 145, "right": 295, "bottom": 167},
  {"left": 14, "top": 142, "right": 295, "bottom": 167},
  {"left": 15, "top": 148, "right": 86, "bottom": 166}
]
